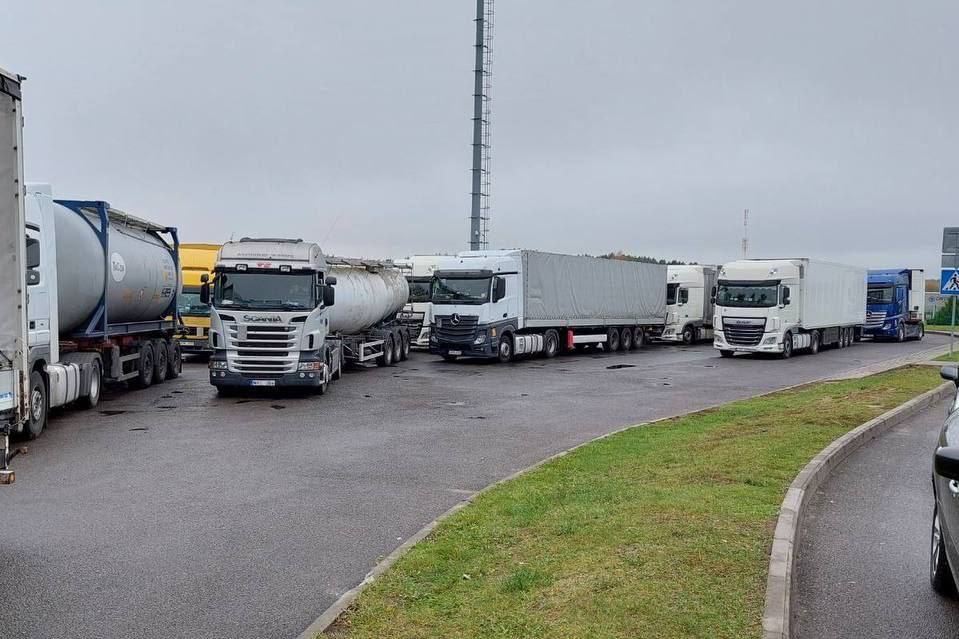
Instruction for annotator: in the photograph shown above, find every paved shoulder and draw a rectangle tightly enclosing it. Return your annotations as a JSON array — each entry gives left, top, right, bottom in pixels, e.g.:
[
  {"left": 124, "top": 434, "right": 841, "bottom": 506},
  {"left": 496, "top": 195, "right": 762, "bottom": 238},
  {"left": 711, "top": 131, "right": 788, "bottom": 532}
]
[{"left": 794, "top": 397, "right": 959, "bottom": 638}]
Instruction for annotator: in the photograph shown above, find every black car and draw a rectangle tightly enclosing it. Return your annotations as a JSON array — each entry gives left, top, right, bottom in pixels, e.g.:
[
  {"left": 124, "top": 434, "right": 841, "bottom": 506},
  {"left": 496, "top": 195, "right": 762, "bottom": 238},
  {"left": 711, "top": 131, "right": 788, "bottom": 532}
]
[{"left": 931, "top": 366, "right": 959, "bottom": 595}]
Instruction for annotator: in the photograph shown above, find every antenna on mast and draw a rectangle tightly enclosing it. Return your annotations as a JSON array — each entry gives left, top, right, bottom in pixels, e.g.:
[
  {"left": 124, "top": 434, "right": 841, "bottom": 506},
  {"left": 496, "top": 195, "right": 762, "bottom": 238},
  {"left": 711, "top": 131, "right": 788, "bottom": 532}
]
[
  {"left": 741, "top": 209, "right": 749, "bottom": 258},
  {"left": 469, "top": 0, "right": 494, "bottom": 250}
]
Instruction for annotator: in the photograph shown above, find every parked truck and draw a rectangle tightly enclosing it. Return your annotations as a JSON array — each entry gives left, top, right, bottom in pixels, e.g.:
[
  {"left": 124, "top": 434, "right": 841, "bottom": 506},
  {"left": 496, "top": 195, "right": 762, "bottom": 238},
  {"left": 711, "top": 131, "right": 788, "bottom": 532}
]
[
  {"left": 202, "top": 238, "right": 411, "bottom": 394},
  {"left": 429, "top": 250, "right": 667, "bottom": 362},
  {"left": 713, "top": 258, "right": 866, "bottom": 358},
  {"left": 395, "top": 254, "right": 457, "bottom": 348},
  {"left": 863, "top": 269, "right": 925, "bottom": 341},
  {"left": 176, "top": 243, "right": 220, "bottom": 356},
  {"left": 0, "top": 66, "right": 27, "bottom": 482},
  {"left": 659, "top": 264, "right": 718, "bottom": 344}
]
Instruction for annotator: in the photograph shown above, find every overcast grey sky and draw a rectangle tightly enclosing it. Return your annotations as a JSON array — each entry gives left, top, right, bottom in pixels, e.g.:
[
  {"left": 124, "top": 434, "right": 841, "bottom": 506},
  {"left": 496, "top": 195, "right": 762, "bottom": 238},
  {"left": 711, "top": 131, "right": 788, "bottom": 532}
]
[{"left": 5, "top": 1, "right": 956, "bottom": 274}]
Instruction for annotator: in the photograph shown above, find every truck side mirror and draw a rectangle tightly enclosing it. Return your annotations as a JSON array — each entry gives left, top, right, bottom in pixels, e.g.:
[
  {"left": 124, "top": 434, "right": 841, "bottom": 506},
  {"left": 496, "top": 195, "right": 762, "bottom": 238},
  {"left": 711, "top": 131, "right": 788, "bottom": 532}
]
[
  {"left": 326, "top": 276, "right": 337, "bottom": 286},
  {"left": 782, "top": 287, "right": 791, "bottom": 305},
  {"left": 323, "top": 285, "right": 336, "bottom": 307},
  {"left": 710, "top": 286, "right": 717, "bottom": 304},
  {"left": 200, "top": 282, "right": 211, "bottom": 305},
  {"left": 493, "top": 277, "right": 506, "bottom": 302}
]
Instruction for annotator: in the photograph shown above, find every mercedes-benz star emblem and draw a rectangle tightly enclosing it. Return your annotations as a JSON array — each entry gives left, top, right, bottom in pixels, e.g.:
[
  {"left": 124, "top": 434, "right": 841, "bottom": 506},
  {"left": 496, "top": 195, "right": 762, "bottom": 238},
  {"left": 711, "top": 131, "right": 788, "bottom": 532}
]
[{"left": 450, "top": 313, "right": 461, "bottom": 326}]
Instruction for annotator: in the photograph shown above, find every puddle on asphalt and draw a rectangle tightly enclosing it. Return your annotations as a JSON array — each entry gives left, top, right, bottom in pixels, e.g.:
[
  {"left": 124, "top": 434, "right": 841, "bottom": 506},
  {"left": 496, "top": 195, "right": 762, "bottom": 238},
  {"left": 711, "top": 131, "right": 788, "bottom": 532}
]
[
  {"left": 128, "top": 427, "right": 148, "bottom": 432},
  {"left": 99, "top": 410, "right": 126, "bottom": 416},
  {"left": 271, "top": 405, "right": 286, "bottom": 410},
  {"left": 606, "top": 364, "right": 636, "bottom": 370}
]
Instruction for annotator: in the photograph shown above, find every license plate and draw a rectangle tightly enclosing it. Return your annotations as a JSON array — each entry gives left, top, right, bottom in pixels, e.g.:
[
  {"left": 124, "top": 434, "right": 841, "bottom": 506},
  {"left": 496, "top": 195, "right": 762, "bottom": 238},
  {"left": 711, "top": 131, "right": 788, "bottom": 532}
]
[
  {"left": 180, "top": 340, "right": 194, "bottom": 347},
  {"left": 249, "top": 380, "right": 275, "bottom": 387},
  {"left": 448, "top": 350, "right": 462, "bottom": 356}
]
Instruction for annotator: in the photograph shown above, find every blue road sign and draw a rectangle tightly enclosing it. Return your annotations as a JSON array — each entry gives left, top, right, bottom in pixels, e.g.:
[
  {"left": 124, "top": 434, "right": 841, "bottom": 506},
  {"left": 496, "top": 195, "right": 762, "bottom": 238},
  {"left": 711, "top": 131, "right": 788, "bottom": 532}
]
[{"left": 942, "top": 269, "right": 959, "bottom": 295}]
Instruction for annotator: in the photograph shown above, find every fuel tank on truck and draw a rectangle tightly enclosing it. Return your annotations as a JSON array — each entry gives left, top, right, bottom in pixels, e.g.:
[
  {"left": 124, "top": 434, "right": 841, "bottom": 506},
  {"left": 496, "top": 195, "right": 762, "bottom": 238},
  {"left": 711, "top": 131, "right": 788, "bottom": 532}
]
[
  {"left": 50, "top": 200, "right": 180, "bottom": 334},
  {"left": 326, "top": 260, "right": 409, "bottom": 334}
]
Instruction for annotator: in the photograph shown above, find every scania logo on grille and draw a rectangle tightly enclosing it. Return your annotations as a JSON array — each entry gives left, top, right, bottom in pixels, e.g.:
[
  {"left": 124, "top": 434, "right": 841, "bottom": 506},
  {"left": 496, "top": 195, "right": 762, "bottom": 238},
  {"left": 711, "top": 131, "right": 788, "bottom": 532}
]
[
  {"left": 242, "top": 314, "right": 282, "bottom": 323},
  {"left": 450, "top": 313, "right": 461, "bottom": 326}
]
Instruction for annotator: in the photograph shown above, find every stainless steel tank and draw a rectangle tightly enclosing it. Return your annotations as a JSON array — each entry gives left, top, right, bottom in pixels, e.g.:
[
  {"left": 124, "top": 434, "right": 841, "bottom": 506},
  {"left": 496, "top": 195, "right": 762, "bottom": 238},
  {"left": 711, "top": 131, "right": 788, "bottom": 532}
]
[
  {"left": 327, "top": 263, "right": 409, "bottom": 334},
  {"left": 53, "top": 202, "right": 179, "bottom": 334}
]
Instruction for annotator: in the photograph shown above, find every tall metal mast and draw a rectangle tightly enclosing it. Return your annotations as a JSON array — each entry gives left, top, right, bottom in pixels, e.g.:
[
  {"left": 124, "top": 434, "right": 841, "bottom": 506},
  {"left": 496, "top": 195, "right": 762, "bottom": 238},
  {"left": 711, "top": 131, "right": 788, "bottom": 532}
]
[
  {"left": 469, "top": 0, "right": 494, "bottom": 250},
  {"left": 741, "top": 209, "right": 749, "bottom": 258}
]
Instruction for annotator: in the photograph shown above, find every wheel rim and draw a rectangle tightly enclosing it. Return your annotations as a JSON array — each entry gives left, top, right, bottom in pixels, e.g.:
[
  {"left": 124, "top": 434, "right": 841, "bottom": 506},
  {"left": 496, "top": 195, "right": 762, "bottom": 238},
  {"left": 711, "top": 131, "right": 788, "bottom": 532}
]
[
  {"left": 933, "top": 509, "right": 943, "bottom": 576},
  {"left": 500, "top": 340, "right": 511, "bottom": 358},
  {"left": 784, "top": 336, "right": 792, "bottom": 356},
  {"left": 621, "top": 332, "right": 631, "bottom": 350},
  {"left": 31, "top": 387, "right": 43, "bottom": 421},
  {"left": 684, "top": 328, "right": 693, "bottom": 344},
  {"left": 548, "top": 336, "right": 557, "bottom": 355},
  {"left": 90, "top": 370, "right": 100, "bottom": 400}
]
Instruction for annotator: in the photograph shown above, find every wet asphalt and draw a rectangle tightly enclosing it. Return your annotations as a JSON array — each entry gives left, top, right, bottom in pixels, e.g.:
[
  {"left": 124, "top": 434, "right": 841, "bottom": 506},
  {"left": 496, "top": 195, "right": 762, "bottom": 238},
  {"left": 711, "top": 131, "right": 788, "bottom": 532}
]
[
  {"left": 795, "top": 394, "right": 959, "bottom": 638},
  {"left": 0, "top": 334, "right": 949, "bottom": 639}
]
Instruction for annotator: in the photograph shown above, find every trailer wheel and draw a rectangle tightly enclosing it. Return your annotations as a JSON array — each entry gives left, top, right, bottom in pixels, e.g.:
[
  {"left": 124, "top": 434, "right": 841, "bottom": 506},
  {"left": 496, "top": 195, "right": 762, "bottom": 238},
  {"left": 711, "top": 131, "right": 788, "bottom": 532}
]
[
  {"left": 24, "top": 370, "right": 48, "bottom": 440},
  {"left": 497, "top": 335, "right": 514, "bottom": 363},
  {"left": 379, "top": 335, "right": 395, "bottom": 367},
  {"left": 633, "top": 327, "right": 645, "bottom": 349},
  {"left": 400, "top": 330, "right": 411, "bottom": 361},
  {"left": 79, "top": 360, "right": 102, "bottom": 409},
  {"left": 682, "top": 325, "right": 695, "bottom": 345},
  {"left": 392, "top": 331, "right": 403, "bottom": 364},
  {"left": 153, "top": 340, "right": 169, "bottom": 384},
  {"left": 132, "top": 343, "right": 155, "bottom": 389},
  {"left": 606, "top": 328, "right": 620, "bottom": 352},
  {"left": 618, "top": 327, "right": 632, "bottom": 351},
  {"left": 809, "top": 330, "right": 820, "bottom": 355},
  {"left": 167, "top": 341, "right": 182, "bottom": 379},
  {"left": 543, "top": 330, "right": 560, "bottom": 358}
]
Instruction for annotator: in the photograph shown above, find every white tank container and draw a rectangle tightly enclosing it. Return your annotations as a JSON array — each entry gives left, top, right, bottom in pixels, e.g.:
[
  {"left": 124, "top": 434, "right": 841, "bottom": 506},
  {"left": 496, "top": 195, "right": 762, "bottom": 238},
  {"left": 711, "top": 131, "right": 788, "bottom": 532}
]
[
  {"left": 327, "top": 264, "right": 409, "bottom": 334},
  {"left": 53, "top": 203, "right": 180, "bottom": 334}
]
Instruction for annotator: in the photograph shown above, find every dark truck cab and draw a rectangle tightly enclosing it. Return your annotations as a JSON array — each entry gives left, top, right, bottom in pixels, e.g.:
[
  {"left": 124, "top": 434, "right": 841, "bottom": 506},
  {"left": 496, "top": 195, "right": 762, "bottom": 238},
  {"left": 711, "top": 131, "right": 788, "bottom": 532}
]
[{"left": 863, "top": 268, "right": 924, "bottom": 341}]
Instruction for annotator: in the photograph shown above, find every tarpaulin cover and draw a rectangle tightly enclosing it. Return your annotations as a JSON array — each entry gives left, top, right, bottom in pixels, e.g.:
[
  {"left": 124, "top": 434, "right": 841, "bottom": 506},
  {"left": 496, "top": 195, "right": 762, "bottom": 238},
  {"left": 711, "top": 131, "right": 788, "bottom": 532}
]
[
  {"left": 523, "top": 251, "right": 666, "bottom": 322},
  {"left": 0, "top": 89, "right": 25, "bottom": 356}
]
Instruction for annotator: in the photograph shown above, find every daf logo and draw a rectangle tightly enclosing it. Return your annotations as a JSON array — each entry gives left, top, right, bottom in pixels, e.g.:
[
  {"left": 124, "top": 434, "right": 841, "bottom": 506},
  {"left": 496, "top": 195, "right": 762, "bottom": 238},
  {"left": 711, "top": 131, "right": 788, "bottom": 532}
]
[{"left": 450, "top": 313, "right": 461, "bottom": 326}]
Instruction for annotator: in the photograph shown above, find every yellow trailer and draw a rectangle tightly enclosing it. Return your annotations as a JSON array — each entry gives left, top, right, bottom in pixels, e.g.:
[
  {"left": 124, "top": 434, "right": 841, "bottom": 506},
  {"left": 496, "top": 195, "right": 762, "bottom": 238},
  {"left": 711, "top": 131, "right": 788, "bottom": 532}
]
[{"left": 176, "top": 243, "right": 220, "bottom": 355}]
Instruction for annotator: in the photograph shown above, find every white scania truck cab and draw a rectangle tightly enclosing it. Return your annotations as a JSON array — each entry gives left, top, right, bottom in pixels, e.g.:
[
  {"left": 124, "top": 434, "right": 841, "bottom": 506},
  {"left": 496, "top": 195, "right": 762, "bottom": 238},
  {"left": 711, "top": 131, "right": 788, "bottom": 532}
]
[
  {"left": 712, "top": 258, "right": 866, "bottom": 359},
  {"left": 204, "top": 238, "right": 410, "bottom": 394},
  {"left": 660, "top": 264, "right": 717, "bottom": 344}
]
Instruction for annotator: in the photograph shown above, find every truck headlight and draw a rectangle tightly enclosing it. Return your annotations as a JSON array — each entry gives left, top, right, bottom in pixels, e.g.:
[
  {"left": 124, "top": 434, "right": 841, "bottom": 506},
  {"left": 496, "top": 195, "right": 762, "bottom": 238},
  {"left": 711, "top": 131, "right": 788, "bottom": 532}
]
[
  {"left": 210, "top": 360, "right": 228, "bottom": 370},
  {"left": 763, "top": 336, "right": 778, "bottom": 345},
  {"left": 298, "top": 361, "right": 324, "bottom": 371},
  {"left": 473, "top": 335, "right": 486, "bottom": 345}
]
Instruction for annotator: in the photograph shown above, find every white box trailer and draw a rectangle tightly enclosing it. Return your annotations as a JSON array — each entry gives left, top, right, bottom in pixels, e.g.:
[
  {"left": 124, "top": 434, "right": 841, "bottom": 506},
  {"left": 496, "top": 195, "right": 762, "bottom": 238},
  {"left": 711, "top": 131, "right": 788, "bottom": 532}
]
[
  {"left": 430, "top": 249, "right": 666, "bottom": 362},
  {"left": 713, "top": 258, "right": 866, "bottom": 358}
]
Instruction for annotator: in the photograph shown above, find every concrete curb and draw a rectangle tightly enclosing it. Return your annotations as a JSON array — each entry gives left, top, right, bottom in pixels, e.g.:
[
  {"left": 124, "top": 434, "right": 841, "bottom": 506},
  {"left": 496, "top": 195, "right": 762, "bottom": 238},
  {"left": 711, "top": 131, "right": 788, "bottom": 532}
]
[
  {"left": 760, "top": 380, "right": 955, "bottom": 639},
  {"left": 298, "top": 357, "right": 950, "bottom": 639}
]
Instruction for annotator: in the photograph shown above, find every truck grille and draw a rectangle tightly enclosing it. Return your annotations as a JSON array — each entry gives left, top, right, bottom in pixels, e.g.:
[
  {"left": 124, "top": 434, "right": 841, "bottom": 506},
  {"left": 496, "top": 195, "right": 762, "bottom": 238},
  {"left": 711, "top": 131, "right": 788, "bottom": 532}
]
[
  {"left": 227, "top": 324, "right": 298, "bottom": 374},
  {"left": 723, "top": 318, "right": 766, "bottom": 346},
  {"left": 865, "top": 311, "right": 886, "bottom": 329},
  {"left": 433, "top": 314, "right": 479, "bottom": 344}
]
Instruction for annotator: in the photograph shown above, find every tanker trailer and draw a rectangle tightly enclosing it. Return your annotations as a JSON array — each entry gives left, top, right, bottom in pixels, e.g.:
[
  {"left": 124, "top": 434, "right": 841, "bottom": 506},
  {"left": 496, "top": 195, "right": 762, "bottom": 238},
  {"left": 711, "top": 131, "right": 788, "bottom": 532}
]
[
  {"left": 18, "top": 185, "right": 182, "bottom": 439},
  {"left": 203, "top": 238, "right": 410, "bottom": 395}
]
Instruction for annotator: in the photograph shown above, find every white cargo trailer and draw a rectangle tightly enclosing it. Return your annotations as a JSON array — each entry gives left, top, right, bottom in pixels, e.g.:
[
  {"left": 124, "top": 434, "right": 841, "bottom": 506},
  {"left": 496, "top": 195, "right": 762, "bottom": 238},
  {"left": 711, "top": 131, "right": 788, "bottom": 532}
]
[
  {"left": 659, "top": 264, "right": 718, "bottom": 344},
  {"left": 204, "top": 238, "right": 411, "bottom": 394},
  {"left": 430, "top": 250, "right": 666, "bottom": 362},
  {"left": 713, "top": 258, "right": 867, "bottom": 359}
]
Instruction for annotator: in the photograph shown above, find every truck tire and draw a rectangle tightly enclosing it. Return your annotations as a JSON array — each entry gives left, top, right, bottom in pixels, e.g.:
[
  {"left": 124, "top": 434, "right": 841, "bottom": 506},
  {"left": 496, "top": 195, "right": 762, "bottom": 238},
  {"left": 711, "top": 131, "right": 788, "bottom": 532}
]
[
  {"left": 153, "top": 340, "right": 169, "bottom": 384},
  {"left": 392, "top": 330, "right": 403, "bottom": 364},
  {"left": 918, "top": 323, "right": 925, "bottom": 341},
  {"left": 897, "top": 323, "right": 906, "bottom": 343},
  {"left": 377, "top": 335, "right": 395, "bottom": 367},
  {"left": 167, "top": 342, "right": 182, "bottom": 379},
  {"left": 809, "top": 330, "right": 820, "bottom": 355},
  {"left": 633, "top": 327, "right": 645, "bottom": 349},
  {"left": 682, "top": 325, "right": 695, "bottom": 345},
  {"left": 781, "top": 332, "right": 793, "bottom": 359},
  {"left": 620, "top": 327, "right": 633, "bottom": 351},
  {"left": 606, "top": 328, "right": 620, "bottom": 352},
  {"left": 719, "top": 350, "right": 734, "bottom": 358},
  {"left": 543, "top": 330, "right": 560, "bottom": 358},
  {"left": 400, "top": 330, "right": 411, "bottom": 361},
  {"left": 79, "top": 360, "right": 102, "bottom": 409},
  {"left": 131, "top": 343, "right": 155, "bottom": 389},
  {"left": 24, "top": 370, "right": 48, "bottom": 440},
  {"left": 497, "top": 335, "right": 514, "bottom": 363},
  {"left": 836, "top": 328, "right": 846, "bottom": 349}
]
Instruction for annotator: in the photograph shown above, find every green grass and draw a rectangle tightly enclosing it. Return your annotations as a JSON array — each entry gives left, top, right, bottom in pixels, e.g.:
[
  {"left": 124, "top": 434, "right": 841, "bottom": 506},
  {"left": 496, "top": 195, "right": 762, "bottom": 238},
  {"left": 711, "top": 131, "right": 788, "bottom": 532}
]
[
  {"left": 927, "top": 325, "right": 959, "bottom": 333},
  {"left": 328, "top": 367, "right": 941, "bottom": 639},
  {"left": 935, "top": 351, "right": 959, "bottom": 362}
]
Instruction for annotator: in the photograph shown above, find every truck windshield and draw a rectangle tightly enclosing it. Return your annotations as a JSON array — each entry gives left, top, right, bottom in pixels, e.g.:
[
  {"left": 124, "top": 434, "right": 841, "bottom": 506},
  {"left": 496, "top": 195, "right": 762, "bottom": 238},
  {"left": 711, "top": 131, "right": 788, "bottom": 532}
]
[
  {"left": 666, "top": 283, "right": 679, "bottom": 305},
  {"left": 214, "top": 272, "right": 316, "bottom": 310},
  {"left": 867, "top": 286, "right": 894, "bottom": 304},
  {"left": 177, "top": 291, "right": 210, "bottom": 317},
  {"left": 407, "top": 277, "right": 432, "bottom": 303},
  {"left": 432, "top": 277, "right": 491, "bottom": 304},
  {"left": 716, "top": 281, "right": 780, "bottom": 308}
]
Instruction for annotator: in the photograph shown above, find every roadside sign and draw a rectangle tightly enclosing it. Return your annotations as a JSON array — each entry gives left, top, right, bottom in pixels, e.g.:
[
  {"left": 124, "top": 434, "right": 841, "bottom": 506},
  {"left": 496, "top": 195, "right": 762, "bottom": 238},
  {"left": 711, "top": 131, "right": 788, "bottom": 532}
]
[
  {"left": 942, "top": 269, "right": 959, "bottom": 295},
  {"left": 943, "top": 228, "right": 959, "bottom": 254}
]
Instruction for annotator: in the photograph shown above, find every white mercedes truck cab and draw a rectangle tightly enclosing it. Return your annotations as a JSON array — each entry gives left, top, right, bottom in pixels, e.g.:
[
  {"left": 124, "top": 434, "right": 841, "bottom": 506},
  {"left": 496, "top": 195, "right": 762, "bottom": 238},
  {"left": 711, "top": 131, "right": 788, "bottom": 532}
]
[{"left": 660, "top": 264, "right": 717, "bottom": 344}]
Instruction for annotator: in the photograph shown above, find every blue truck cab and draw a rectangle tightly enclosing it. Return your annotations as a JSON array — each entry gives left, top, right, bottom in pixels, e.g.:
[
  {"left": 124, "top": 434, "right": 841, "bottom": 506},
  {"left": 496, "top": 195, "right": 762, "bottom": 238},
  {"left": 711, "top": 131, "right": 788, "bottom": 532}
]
[{"left": 864, "top": 269, "right": 925, "bottom": 341}]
